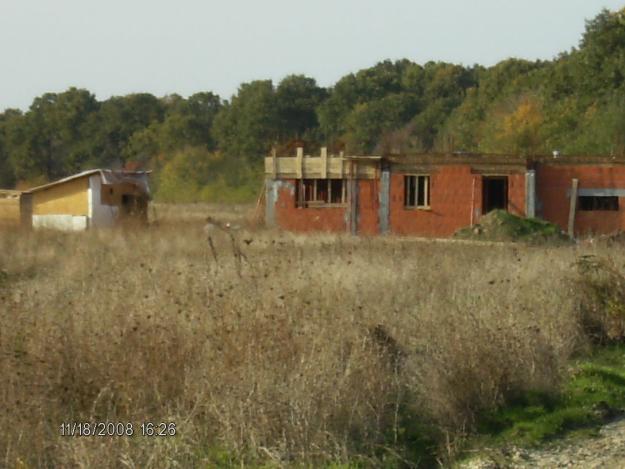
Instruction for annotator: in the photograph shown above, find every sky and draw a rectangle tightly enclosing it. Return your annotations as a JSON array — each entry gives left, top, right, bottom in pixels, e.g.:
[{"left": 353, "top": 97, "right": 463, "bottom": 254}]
[{"left": 0, "top": 0, "right": 624, "bottom": 111}]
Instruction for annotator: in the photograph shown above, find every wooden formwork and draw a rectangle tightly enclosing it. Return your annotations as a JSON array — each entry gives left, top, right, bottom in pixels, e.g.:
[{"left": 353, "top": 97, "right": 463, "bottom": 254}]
[{"left": 265, "top": 148, "right": 380, "bottom": 180}]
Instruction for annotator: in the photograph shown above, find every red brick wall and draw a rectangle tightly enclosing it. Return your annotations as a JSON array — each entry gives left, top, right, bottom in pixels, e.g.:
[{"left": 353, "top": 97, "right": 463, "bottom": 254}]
[
  {"left": 271, "top": 179, "right": 380, "bottom": 234},
  {"left": 389, "top": 166, "right": 474, "bottom": 237},
  {"left": 389, "top": 166, "right": 526, "bottom": 237},
  {"left": 274, "top": 180, "right": 348, "bottom": 233},
  {"left": 357, "top": 179, "right": 379, "bottom": 235},
  {"left": 271, "top": 169, "right": 527, "bottom": 237},
  {"left": 508, "top": 173, "right": 527, "bottom": 217},
  {"left": 271, "top": 163, "right": 625, "bottom": 237},
  {"left": 537, "top": 164, "right": 625, "bottom": 235}
]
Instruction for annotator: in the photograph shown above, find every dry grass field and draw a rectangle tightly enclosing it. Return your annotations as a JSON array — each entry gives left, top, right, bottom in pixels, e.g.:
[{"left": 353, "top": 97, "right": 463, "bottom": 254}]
[{"left": 1, "top": 204, "right": 624, "bottom": 468}]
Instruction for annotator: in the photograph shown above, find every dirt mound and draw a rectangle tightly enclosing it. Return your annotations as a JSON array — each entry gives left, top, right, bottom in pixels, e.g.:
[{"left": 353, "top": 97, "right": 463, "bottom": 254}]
[{"left": 454, "top": 210, "right": 569, "bottom": 244}]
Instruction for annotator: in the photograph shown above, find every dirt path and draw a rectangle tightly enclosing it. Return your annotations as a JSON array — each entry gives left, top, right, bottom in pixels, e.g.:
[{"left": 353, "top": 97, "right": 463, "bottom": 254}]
[{"left": 461, "top": 416, "right": 625, "bottom": 468}]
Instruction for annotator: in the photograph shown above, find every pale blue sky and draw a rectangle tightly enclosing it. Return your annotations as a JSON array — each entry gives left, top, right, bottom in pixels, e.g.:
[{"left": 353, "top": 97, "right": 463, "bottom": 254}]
[{"left": 0, "top": 0, "right": 623, "bottom": 111}]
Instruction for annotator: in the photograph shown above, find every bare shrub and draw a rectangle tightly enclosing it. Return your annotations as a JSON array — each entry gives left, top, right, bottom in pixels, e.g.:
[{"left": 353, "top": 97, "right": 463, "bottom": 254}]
[{"left": 575, "top": 254, "right": 625, "bottom": 343}]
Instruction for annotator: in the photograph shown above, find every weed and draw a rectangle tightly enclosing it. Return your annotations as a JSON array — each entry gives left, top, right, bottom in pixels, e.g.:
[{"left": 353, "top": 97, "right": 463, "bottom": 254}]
[{"left": 0, "top": 205, "right": 623, "bottom": 467}]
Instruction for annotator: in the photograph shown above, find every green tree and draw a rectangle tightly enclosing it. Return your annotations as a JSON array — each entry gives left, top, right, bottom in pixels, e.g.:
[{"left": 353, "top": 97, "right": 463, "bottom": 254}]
[
  {"left": 122, "top": 92, "right": 222, "bottom": 169},
  {"left": 212, "top": 80, "right": 278, "bottom": 158},
  {"left": 87, "top": 93, "right": 164, "bottom": 168},
  {"left": 274, "top": 75, "right": 327, "bottom": 141},
  {"left": 0, "top": 109, "right": 20, "bottom": 187},
  {"left": 6, "top": 88, "right": 99, "bottom": 181},
  {"left": 577, "top": 8, "right": 625, "bottom": 94},
  {"left": 345, "top": 93, "right": 419, "bottom": 153},
  {"left": 156, "top": 147, "right": 214, "bottom": 202},
  {"left": 479, "top": 94, "right": 545, "bottom": 155},
  {"left": 318, "top": 60, "right": 414, "bottom": 142}
]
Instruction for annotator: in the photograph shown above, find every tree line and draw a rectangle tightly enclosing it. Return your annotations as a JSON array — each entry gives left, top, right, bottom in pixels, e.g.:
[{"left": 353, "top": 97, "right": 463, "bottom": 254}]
[{"left": 1, "top": 8, "right": 624, "bottom": 202}]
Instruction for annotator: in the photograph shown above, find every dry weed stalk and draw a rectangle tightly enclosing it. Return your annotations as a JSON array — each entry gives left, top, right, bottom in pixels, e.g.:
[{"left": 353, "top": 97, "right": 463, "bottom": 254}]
[{"left": 0, "top": 210, "right": 617, "bottom": 467}]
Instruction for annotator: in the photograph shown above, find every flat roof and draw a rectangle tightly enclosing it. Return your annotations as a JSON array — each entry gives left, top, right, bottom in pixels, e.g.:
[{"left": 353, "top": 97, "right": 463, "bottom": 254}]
[
  {"left": 342, "top": 155, "right": 383, "bottom": 160},
  {"left": 386, "top": 152, "right": 625, "bottom": 165}
]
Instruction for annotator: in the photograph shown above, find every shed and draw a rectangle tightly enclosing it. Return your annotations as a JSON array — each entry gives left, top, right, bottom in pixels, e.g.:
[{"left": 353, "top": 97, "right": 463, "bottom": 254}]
[{"left": 24, "top": 169, "right": 151, "bottom": 231}]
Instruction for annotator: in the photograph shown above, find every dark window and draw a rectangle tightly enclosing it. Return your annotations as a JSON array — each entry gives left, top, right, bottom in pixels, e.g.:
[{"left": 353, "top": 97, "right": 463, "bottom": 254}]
[
  {"left": 579, "top": 196, "right": 619, "bottom": 211},
  {"left": 404, "top": 175, "right": 430, "bottom": 208},
  {"left": 120, "top": 194, "right": 148, "bottom": 219},
  {"left": 303, "top": 179, "right": 315, "bottom": 202},
  {"left": 329, "top": 179, "right": 344, "bottom": 204},
  {"left": 296, "top": 179, "right": 346, "bottom": 207}
]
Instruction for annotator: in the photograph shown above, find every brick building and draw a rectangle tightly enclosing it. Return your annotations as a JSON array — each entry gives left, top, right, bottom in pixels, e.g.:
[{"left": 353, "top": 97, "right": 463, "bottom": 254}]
[{"left": 265, "top": 148, "right": 625, "bottom": 237}]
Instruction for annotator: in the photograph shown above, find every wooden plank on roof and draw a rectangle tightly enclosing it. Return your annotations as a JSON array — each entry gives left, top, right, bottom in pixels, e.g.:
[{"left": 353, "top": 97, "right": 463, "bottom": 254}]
[
  {"left": 271, "top": 148, "right": 277, "bottom": 179},
  {"left": 264, "top": 154, "right": 378, "bottom": 179},
  {"left": 321, "top": 147, "right": 327, "bottom": 179},
  {"left": 296, "top": 147, "right": 303, "bottom": 179}
]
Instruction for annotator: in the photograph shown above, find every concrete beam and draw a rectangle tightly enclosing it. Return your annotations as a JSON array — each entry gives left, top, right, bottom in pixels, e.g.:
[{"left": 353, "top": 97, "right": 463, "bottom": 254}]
[
  {"left": 378, "top": 167, "right": 390, "bottom": 234},
  {"left": 568, "top": 178, "right": 579, "bottom": 238},
  {"left": 525, "top": 170, "right": 536, "bottom": 218}
]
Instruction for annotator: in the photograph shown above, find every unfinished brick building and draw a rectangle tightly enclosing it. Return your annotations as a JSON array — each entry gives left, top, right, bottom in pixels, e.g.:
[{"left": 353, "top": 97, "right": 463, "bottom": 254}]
[{"left": 265, "top": 148, "right": 625, "bottom": 237}]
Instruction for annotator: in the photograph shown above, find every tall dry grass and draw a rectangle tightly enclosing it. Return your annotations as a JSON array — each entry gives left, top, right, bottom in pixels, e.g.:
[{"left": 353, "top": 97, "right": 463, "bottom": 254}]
[{"left": 0, "top": 209, "right": 620, "bottom": 467}]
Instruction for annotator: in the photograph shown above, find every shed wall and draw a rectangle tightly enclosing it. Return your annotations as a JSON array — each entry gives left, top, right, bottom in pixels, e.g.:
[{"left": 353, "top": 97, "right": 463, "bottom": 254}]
[
  {"left": 32, "top": 177, "right": 89, "bottom": 216},
  {"left": 0, "top": 197, "right": 21, "bottom": 227},
  {"left": 31, "top": 176, "right": 89, "bottom": 230},
  {"left": 89, "top": 174, "right": 117, "bottom": 228}
]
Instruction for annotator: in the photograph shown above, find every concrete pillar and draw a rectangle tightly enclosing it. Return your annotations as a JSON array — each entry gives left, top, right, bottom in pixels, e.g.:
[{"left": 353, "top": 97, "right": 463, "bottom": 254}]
[
  {"left": 568, "top": 178, "right": 579, "bottom": 238},
  {"left": 265, "top": 178, "right": 277, "bottom": 228},
  {"left": 525, "top": 170, "right": 536, "bottom": 218},
  {"left": 296, "top": 147, "right": 303, "bottom": 179},
  {"left": 378, "top": 165, "right": 390, "bottom": 234},
  {"left": 347, "top": 161, "right": 359, "bottom": 235}
]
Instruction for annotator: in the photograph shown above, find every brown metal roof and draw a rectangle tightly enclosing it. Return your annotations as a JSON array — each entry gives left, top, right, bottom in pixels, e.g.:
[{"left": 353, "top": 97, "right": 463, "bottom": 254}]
[{"left": 24, "top": 169, "right": 151, "bottom": 194}]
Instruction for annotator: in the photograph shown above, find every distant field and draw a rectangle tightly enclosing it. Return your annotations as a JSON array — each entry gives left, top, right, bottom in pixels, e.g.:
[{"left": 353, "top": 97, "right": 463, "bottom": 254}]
[
  {"left": 1, "top": 205, "right": 623, "bottom": 467},
  {"left": 149, "top": 202, "right": 257, "bottom": 225}
]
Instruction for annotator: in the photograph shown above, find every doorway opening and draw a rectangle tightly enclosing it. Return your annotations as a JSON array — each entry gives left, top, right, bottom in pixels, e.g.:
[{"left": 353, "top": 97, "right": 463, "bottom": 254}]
[
  {"left": 120, "top": 194, "right": 148, "bottom": 222},
  {"left": 482, "top": 176, "right": 508, "bottom": 214}
]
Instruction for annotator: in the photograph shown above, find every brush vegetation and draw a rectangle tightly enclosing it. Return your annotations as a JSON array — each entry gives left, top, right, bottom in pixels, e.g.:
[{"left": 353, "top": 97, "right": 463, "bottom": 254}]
[
  {"left": 473, "top": 345, "right": 625, "bottom": 447},
  {"left": 2, "top": 205, "right": 625, "bottom": 467},
  {"left": 454, "top": 210, "right": 569, "bottom": 244}
]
